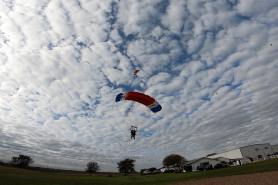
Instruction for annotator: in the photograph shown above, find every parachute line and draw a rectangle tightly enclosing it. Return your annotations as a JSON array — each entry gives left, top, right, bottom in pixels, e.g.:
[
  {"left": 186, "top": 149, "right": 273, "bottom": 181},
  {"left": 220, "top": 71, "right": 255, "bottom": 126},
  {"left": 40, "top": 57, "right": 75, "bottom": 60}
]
[{"left": 128, "top": 102, "right": 136, "bottom": 110}]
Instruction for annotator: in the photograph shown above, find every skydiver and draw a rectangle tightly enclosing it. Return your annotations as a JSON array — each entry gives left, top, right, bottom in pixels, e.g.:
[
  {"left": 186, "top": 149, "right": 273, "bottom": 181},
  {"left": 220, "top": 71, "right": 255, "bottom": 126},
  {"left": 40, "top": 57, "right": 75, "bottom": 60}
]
[{"left": 130, "top": 126, "right": 138, "bottom": 140}]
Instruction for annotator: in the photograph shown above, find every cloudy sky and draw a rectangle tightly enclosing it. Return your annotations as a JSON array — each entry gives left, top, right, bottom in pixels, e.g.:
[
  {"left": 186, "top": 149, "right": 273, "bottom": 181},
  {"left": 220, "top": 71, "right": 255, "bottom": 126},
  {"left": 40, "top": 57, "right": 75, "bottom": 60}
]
[{"left": 0, "top": 0, "right": 278, "bottom": 172}]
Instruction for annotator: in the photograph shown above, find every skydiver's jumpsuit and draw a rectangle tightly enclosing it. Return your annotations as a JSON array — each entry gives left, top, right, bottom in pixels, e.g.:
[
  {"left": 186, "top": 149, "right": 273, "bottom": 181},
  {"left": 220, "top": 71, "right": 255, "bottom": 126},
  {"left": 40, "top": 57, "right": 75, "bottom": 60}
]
[{"left": 130, "top": 129, "right": 138, "bottom": 140}]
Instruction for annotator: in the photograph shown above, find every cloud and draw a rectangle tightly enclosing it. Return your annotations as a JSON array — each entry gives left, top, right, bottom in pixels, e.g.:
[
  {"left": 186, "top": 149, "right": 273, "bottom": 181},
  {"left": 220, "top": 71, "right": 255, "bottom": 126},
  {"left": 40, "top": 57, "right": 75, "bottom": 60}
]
[
  {"left": 161, "top": 0, "right": 189, "bottom": 34},
  {"left": 0, "top": 0, "right": 278, "bottom": 172},
  {"left": 236, "top": 0, "right": 278, "bottom": 17},
  {"left": 116, "top": 0, "right": 163, "bottom": 36}
]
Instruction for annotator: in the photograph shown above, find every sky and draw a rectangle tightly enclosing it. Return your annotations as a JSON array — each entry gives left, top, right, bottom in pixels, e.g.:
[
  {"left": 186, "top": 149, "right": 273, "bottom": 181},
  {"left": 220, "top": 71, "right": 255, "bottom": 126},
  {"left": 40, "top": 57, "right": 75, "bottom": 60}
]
[{"left": 0, "top": 0, "right": 278, "bottom": 172}]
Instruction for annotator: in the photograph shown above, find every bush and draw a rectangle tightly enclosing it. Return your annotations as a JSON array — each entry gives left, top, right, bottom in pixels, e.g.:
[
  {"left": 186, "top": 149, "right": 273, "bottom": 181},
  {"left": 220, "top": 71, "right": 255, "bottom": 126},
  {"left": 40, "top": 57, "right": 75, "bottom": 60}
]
[
  {"left": 148, "top": 167, "right": 157, "bottom": 173},
  {"left": 140, "top": 169, "right": 147, "bottom": 175},
  {"left": 184, "top": 165, "right": 192, "bottom": 172},
  {"left": 164, "top": 169, "right": 175, "bottom": 173}
]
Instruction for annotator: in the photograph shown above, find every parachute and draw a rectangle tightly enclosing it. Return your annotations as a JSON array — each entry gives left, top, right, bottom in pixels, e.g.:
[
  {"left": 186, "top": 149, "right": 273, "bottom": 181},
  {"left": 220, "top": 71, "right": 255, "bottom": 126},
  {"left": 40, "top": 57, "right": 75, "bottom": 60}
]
[
  {"left": 115, "top": 91, "right": 162, "bottom": 113},
  {"left": 134, "top": 70, "right": 140, "bottom": 76}
]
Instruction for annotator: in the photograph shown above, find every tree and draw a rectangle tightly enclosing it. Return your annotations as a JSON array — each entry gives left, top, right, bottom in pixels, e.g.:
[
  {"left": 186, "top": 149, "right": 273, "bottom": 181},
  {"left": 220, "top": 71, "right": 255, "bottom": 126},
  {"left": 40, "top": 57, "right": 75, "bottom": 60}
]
[
  {"left": 117, "top": 158, "right": 136, "bottom": 176},
  {"left": 10, "top": 155, "right": 34, "bottom": 168},
  {"left": 85, "top": 162, "right": 100, "bottom": 176},
  {"left": 206, "top": 153, "right": 217, "bottom": 157},
  {"left": 162, "top": 154, "right": 187, "bottom": 168}
]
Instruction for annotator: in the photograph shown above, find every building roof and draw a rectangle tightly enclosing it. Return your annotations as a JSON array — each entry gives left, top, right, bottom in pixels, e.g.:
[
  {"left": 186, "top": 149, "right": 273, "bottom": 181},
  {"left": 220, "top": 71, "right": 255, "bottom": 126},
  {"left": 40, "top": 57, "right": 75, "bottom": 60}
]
[
  {"left": 186, "top": 157, "right": 217, "bottom": 165},
  {"left": 214, "top": 157, "right": 229, "bottom": 160},
  {"left": 207, "top": 148, "right": 240, "bottom": 156},
  {"left": 186, "top": 158, "right": 203, "bottom": 165},
  {"left": 208, "top": 143, "right": 271, "bottom": 157},
  {"left": 239, "top": 143, "right": 270, "bottom": 149}
]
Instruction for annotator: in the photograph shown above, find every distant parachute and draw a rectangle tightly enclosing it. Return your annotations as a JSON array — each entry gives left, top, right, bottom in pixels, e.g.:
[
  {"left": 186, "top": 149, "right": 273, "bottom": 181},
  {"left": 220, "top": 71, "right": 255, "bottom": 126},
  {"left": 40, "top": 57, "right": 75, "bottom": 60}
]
[
  {"left": 134, "top": 70, "right": 140, "bottom": 76},
  {"left": 115, "top": 91, "right": 162, "bottom": 113}
]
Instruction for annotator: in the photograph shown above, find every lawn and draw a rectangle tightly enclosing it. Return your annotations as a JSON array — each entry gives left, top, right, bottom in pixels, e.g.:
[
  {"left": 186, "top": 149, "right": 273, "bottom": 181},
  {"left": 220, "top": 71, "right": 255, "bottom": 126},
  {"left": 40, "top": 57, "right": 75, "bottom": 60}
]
[{"left": 1, "top": 158, "right": 278, "bottom": 185}]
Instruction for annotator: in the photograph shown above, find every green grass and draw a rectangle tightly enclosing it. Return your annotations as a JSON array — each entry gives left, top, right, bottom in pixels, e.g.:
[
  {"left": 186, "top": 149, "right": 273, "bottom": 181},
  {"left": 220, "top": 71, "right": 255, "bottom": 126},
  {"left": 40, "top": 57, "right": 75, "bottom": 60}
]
[{"left": 1, "top": 158, "right": 278, "bottom": 185}]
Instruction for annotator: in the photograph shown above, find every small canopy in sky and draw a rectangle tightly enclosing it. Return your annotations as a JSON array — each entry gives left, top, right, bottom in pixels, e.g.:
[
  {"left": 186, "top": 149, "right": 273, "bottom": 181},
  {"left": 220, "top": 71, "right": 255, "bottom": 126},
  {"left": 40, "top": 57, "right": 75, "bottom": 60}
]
[
  {"left": 115, "top": 91, "right": 162, "bottom": 113},
  {"left": 134, "top": 70, "right": 140, "bottom": 76}
]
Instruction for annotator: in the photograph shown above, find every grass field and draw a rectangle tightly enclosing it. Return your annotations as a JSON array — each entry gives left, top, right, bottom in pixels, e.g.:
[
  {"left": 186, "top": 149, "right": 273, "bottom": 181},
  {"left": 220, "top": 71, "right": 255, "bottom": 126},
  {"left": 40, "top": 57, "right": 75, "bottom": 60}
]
[{"left": 1, "top": 158, "right": 278, "bottom": 185}]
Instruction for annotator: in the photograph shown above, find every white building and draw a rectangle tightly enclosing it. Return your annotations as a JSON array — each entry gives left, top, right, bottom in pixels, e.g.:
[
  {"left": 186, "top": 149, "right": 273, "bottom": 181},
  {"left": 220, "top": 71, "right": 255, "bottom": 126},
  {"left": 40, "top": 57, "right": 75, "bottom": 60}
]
[
  {"left": 213, "top": 157, "right": 230, "bottom": 163},
  {"left": 207, "top": 143, "right": 275, "bottom": 164},
  {"left": 185, "top": 157, "right": 219, "bottom": 171},
  {"left": 271, "top": 144, "right": 278, "bottom": 154}
]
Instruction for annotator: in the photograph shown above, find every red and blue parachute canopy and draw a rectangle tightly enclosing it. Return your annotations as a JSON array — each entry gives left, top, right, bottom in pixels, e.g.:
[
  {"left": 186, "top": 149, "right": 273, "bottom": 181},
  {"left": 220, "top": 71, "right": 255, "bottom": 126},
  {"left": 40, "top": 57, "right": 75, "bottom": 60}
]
[
  {"left": 115, "top": 91, "right": 162, "bottom": 113},
  {"left": 134, "top": 70, "right": 140, "bottom": 76}
]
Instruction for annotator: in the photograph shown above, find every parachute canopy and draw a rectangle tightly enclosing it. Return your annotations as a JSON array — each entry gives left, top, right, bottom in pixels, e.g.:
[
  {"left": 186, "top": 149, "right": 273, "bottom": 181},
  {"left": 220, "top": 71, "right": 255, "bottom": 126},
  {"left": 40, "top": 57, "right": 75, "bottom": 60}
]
[
  {"left": 115, "top": 91, "right": 162, "bottom": 113},
  {"left": 134, "top": 70, "right": 140, "bottom": 76}
]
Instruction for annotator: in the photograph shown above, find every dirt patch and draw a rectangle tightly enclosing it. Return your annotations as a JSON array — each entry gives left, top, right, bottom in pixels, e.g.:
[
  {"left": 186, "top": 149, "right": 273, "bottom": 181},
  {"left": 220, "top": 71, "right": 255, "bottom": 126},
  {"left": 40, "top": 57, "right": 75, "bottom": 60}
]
[{"left": 170, "top": 170, "right": 278, "bottom": 185}]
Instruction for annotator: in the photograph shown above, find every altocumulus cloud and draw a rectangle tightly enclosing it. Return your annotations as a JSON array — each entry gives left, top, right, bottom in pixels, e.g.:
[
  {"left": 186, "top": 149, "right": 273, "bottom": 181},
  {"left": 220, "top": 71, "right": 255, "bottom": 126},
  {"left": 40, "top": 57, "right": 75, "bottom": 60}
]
[{"left": 0, "top": 0, "right": 278, "bottom": 172}]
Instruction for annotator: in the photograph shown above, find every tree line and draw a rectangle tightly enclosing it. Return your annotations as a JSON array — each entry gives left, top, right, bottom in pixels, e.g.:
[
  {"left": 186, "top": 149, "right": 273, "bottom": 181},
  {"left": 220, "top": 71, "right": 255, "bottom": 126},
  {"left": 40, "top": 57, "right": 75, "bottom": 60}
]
[
  {"left": 86, "top": 154, "right": 187, "bottom": 176},
  {"left": 5, "top": 154, "right": 187, "bottom": 176}
]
